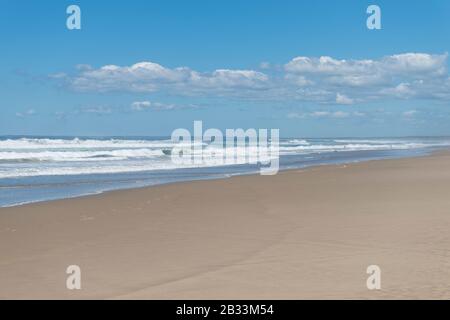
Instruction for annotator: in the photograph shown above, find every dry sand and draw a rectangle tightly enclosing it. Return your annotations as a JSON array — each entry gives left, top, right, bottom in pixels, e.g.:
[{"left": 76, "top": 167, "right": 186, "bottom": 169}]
[{"left": 1, "top": 152, "right": 450, "bottom": 299}]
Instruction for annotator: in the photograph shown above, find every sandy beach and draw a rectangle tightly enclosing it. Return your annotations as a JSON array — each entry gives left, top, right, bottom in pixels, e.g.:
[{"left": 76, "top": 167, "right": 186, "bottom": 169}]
[{"left": 1, "top": 151, "right": 450, "bottom": 299}]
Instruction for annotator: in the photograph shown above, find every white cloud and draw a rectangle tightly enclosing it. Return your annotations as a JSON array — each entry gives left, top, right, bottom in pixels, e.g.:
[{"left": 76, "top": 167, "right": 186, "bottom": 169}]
[
  {"left": 131, "top": 100, "right": 197, "bottom": 111},
  {"left": 131, "top": 100, "right": 175, "bottom": 111},
  {"left": 64, "top": 61, "right": 269, "bottom": 95},
  {"left": 285, "top": 53, "right": 446, "bottom": 78},
  {"left": 131, "top": 101, "right": 152, "bottom": 111},
  {"left": 79, "top": 106, "right": 112, "bottom": 115},
  {"left": 16, "top": 109, "right": 36, "bottom": 118},
  {"left": 380, "top": 82, "right": 415, "bottom": 98},
  {"left": 54, "top": 53, "right": 450, "bottom": 104},
  {"left": 288, "top": 110, "right": 355, "bottom": 119},
  {"left": 336, "top": 93, "right": 354, "bottom": 105},
  {"left": 284, "top": 53, "right": 449, "bottom": 102},
  {"left": 310, "top": 111, "right": 350, "bottom": 118}
]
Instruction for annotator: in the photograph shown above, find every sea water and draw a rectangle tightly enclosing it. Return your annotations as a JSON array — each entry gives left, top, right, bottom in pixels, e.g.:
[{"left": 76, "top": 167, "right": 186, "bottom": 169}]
[{"left": 1, "top": 136, "right": 449, "bottom": 207}]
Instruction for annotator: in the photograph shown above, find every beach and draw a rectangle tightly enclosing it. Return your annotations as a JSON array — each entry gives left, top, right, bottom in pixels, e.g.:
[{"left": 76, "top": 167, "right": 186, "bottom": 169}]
[{"left": 1, "top": 151, "right": 450, "bottom": 299}]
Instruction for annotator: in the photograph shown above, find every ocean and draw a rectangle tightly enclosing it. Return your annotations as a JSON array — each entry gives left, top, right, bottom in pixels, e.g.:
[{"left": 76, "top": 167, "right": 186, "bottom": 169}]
[{"left": 1, "top": 136, "right": 450, "bottom": 207}]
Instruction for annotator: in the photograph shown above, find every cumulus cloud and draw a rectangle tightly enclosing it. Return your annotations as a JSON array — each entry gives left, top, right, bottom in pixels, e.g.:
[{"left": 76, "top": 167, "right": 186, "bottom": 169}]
[
  {"left": 62, "top": 61, "right": 269, "bottom": 95},
  {"left": 284, "top": 53, "right": 446, "bottom": 79},
  {"left": 53, "top": 53, "right": 450, "bottom": 103},
  {"left": 284, "top": 53, "right": 449, "bottom": 102}
]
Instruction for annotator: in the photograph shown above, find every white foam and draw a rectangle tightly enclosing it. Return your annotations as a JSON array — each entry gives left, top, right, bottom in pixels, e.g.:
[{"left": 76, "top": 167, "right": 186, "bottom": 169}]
[
  {"left": 0, "top": 138, "right": 175, "bottom": 150},
  {"left": 0, "top": 148, "right": 166, "bottom": 162},
  {"left": 1, "top": 137, "right": 449, "bottom": 179},
  {"left": 278, "top": 143, "right": 430, "bottom": 154},
  {"left": 283, "top": 139, "right": 310, "bottom": 145}
]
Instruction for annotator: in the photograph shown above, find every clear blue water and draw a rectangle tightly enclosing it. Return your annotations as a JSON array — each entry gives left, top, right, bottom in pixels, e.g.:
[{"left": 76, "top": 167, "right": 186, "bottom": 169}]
[{"left": 1, "top": 136, "right": 449, "bottom": 207}]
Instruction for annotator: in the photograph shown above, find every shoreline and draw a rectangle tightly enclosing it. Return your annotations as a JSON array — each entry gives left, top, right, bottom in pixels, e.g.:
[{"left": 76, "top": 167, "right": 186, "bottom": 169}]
[
  {"left": 1, "top": 151, "right": 450, "bottom": 299},
  {"left": 0, "top": 148, "right": 437, "bottom": 209}
]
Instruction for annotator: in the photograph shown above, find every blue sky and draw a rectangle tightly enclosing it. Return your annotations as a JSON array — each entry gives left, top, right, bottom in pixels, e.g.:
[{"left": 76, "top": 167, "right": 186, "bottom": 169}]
[{"left": 1, "top": 0, "right": 450, "bottom": 137}]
